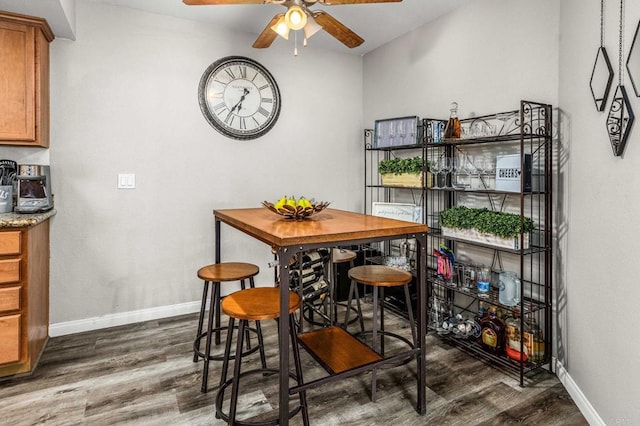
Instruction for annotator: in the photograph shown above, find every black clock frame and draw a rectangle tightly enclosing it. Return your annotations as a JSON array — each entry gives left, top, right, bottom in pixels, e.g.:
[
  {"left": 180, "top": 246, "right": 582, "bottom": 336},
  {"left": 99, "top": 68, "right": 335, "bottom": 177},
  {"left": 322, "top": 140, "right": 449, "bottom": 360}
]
[{"left": 198, "top": 56, "right": 281, "bottom": 141}]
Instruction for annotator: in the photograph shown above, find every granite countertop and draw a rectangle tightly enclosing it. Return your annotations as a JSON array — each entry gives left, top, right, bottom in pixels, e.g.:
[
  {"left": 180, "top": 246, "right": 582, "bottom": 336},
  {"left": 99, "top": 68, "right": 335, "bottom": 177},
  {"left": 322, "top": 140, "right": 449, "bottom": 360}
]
[{"left": 0, "top": 209, "right": 57, "bottom": 228}]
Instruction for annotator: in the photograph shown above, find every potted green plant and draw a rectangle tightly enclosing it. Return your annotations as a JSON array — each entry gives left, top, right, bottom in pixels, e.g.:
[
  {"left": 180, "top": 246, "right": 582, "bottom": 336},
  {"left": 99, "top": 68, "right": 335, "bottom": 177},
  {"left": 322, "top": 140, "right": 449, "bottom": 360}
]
[
  {"left": 378, "top": 156, "right": 431, "bottom": 188},
  {"left": 439, "top": 206, "right": 534, "bottom": 249}
]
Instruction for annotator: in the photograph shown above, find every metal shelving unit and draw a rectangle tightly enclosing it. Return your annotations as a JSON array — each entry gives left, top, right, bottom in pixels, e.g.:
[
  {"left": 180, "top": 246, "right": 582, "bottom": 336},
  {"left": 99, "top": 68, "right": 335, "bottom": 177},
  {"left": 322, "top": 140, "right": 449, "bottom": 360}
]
[
  {"left": 424, "top": 100, "right": 553, "bottom": 386},
  {"left": 363, "top": 101, "right": 553, "bottom": 386}
]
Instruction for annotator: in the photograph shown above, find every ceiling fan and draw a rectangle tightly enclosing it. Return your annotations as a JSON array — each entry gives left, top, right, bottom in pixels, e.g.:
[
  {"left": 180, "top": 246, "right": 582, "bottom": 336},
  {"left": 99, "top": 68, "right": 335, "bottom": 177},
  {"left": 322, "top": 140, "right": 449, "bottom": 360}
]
[{"left": 182, "top": 0, "right": 403, "bottom": 49}]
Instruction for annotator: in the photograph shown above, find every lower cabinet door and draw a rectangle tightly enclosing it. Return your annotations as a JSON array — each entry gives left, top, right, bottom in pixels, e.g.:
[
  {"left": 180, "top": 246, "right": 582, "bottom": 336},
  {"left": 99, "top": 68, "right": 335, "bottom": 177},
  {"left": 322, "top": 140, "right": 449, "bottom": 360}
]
[{"left": 0, "top": 314, "right": 20, "bottom": 364}]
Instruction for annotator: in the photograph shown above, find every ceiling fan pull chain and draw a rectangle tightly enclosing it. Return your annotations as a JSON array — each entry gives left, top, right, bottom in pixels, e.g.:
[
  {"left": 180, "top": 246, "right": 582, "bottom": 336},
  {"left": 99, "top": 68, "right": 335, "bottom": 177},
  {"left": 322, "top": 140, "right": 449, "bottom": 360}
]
[{"left": 294, "top": 30, "right": 299, "bottom": 56}]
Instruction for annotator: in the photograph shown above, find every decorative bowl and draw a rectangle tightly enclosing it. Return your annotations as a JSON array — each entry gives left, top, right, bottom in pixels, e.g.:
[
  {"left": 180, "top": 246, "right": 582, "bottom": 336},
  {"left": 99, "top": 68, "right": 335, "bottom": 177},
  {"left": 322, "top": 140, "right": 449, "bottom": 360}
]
[{"left": 262, "top": 198, "right": 330, "bottom": 219}]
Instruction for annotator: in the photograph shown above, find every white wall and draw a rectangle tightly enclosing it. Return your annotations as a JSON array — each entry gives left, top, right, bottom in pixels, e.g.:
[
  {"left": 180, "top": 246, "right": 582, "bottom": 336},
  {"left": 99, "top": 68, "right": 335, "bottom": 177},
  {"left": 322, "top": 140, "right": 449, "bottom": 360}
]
[
  {"left": 363, "top": 0, "right": 558, "bottom": 123},
  {"left": 559, "top": 0, "right": 640, "bottom": 424},
  {"left": 27, "top": 1, "right": 362, "bottom": 327}
]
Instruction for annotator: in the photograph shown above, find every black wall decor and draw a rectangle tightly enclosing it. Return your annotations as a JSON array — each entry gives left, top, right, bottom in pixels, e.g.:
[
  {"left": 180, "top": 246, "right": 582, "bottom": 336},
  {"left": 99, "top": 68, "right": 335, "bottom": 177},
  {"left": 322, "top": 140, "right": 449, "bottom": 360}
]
[
  {"left": 591, "top": 0, "right": 614, "bottom": 111},
  {"left": 626, "top": 19, "right": 640, "bottom": 97},
  {"left": 607, "top": 86, "right": 635, "bottom": 155},
  {"left": 606, "top": 0, "right": 634, "bottom": 156}
]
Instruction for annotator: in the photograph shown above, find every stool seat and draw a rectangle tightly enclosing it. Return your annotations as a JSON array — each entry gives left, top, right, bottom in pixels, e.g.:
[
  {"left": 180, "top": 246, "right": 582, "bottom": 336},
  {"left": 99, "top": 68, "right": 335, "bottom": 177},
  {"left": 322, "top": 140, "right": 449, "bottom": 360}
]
[
  {"left": 348, "top": 265, "right": 412, "bottom": 287},
  {"left": 197, "top": 262, "right": 259, "bottom": 282},
  {"left": 222, "top": 287, "right": 302, "bottom": 321},
  {"left": 331, "top": 248, "right": 357, "bottom": 264}
]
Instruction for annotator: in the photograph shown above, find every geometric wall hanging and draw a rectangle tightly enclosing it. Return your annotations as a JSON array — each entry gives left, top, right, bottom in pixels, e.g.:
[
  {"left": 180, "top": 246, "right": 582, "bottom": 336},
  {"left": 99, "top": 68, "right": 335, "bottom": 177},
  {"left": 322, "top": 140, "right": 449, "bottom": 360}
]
[
  {"left": 626, "top": 20, "right": 640, "bottom": 96},
  {"left": 607, "top": 85, "right": 634, "bottom": 156}
]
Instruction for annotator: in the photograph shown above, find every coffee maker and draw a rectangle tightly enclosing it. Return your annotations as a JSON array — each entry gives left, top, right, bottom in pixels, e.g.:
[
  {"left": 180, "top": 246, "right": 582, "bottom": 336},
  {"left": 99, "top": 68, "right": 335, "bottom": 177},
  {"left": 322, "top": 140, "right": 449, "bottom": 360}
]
[{"left": 15, "top": 165, "right": 53, "bottom": 213}]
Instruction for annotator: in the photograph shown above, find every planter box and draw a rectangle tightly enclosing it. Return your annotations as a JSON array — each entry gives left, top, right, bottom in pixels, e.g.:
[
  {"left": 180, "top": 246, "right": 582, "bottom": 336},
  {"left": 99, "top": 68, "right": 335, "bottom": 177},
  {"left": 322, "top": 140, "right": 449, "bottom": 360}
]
[
  {"left": 442, "top": 226, "right": 530, "bottom": 250},
  {"left": 381, "top": 173, "right": 426, "bottom": 188}
]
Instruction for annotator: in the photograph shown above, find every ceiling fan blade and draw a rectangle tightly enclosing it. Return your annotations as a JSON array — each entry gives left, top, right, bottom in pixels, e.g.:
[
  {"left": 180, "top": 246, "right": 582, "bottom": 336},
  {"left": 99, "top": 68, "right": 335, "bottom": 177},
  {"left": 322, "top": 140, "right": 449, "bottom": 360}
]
[
  {"left": 183, "top": 0, "right": 266, "bottom": 5},
  {"left": 312, "top": 11, "right": 364, "bottom": 48},
  {"left": 253, "top": 14, "right": 282, "bottom": 48},
  {"left": 317, "top": 0, "right": 402, "bottom": 5}
]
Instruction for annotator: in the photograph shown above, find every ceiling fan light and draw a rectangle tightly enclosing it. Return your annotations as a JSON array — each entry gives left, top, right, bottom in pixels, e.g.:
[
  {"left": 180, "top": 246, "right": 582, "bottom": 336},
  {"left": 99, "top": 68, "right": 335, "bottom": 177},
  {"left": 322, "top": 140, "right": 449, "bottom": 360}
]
[
  {"left": 285, "top": 5, "right": 307, "bottom": 31},
  {"left": 271, "top": 16, "right": 290, "bottom": 40},
  {"left": 303, "top": 14, "right": 322, "bottom": 39}
]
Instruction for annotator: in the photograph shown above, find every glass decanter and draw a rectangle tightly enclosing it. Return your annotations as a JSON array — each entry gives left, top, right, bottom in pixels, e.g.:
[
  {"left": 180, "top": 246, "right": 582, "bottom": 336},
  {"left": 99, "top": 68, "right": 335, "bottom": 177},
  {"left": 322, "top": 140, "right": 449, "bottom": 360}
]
[{"left": 444, "top": 102, "right": 462, "bottom": 139}]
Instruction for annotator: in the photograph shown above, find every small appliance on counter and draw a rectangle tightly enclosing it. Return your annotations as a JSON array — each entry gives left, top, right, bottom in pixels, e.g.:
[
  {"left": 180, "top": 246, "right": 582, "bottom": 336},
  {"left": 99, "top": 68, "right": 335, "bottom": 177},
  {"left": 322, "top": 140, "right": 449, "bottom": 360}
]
[
  {"left": 15, "top": 164, "right": 54, "bottom": 213},
  {"left": 0, "top": 159, "right": 17, "bottom": 213}
]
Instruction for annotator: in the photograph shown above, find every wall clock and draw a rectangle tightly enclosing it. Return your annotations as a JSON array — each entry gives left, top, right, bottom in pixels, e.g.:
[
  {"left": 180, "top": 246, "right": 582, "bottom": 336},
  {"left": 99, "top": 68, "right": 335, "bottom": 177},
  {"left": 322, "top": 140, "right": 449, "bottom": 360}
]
[{"left": 198, "top": 56, "right": 281, "bottom": 140}]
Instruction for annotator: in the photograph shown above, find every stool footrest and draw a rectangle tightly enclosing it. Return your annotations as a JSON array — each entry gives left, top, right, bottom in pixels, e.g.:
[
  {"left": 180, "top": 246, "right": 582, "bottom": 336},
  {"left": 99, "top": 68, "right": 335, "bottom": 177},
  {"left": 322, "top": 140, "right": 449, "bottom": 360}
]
[
  {"left": 193, "top": 326, "right": 261, "bottom": 362},
  {"left": 353, "top": 330, "right": 416, "bottom": 368},
  {"left": 333, "top": 301, "right": 362, "bottom": 326}
]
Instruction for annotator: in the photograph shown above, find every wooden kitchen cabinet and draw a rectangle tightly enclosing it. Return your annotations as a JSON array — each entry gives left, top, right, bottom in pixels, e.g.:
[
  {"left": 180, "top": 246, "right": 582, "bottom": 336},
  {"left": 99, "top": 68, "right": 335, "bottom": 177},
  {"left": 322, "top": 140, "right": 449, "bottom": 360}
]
[
  {"left": 0, "top": 220, "right": 50, "bottom": 377},
  {"left": 0, "top": 11, "right": 54, "bottom": 148}
]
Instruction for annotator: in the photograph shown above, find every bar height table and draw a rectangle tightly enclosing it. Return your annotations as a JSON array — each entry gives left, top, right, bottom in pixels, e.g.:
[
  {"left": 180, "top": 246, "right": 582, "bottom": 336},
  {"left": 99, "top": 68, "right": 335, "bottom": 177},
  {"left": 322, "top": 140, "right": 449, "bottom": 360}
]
[{"left": 214, "top": 207, "right": 428, "bottom": 425}]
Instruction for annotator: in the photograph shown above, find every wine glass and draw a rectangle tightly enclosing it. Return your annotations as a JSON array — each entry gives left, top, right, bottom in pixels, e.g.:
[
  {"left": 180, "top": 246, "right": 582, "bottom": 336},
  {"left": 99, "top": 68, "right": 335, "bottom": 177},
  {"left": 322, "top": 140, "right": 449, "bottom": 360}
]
[
  {"left": 430, "top": 156, "right": 443, "bottom": 189},
  {"left": 477, "top": 156, "right": 495, "bottom": 190},
  {"left": 467, "top": 154, "right": 480, "bottom": 189},
  {"left": 475, "top": 156, "right": 489, "bottom": 189},
  {"left": 471, "top": 121, "right": 483, "bottom": 139},
  {"left": 455, "top": 153, "right": 471, "bottom": 189},
  {"left": 388, "top": 121, "right": 395, "bottom": 146},
  {"left": 409, "top": 118, "right": 417, "bottom": 143},
  {"left": 484, "top": 157, "right": 496, "bottom": 189},
  {"left": 496, "top": 111, "right": 516, "bottom": 136},
  {"left": 397, "top": 120, "right": 406, "bottom": 146},
  {"left": 441, "top": 157, "right": 453, "bottom": 189}
]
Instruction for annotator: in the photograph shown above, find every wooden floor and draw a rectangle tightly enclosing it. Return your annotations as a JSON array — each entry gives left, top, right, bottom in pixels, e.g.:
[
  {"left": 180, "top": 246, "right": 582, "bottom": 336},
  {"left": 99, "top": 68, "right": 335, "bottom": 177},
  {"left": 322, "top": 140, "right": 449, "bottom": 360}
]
[{"left": 0, "top": 304, "right": 587, "bottom": 425}]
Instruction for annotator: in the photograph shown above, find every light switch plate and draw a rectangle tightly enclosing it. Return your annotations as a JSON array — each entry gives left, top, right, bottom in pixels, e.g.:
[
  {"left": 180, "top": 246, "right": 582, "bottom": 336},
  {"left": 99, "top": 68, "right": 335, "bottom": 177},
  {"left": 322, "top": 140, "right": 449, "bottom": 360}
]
[{"left": 117, "top": 173, "right": 136, "bottom": 189}]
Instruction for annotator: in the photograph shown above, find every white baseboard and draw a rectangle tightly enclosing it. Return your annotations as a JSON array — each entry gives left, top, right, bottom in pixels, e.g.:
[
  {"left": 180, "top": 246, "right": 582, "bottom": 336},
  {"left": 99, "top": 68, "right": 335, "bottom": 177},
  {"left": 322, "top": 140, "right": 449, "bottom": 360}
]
[
  {"left": 49, "top": 301, "right": 202, "bottom": 337},
  {"left": 555, "top": 359, "right": 605, "bottom": 426}
]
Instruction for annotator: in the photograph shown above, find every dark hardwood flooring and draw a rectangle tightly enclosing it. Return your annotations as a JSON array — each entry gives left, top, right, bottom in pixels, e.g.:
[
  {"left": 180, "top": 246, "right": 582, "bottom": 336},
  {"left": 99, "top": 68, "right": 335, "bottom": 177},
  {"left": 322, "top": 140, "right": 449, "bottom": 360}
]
[{"left": 0, "top": 304, "right": 587, "bottom": 425}]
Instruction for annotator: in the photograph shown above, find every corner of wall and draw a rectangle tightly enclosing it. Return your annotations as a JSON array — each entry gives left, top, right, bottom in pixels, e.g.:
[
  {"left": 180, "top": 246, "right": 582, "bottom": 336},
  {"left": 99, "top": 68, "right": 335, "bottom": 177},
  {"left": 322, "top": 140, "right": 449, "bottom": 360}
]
[{"left": 555, "top": 359, "right": 606, "bottom": 426}]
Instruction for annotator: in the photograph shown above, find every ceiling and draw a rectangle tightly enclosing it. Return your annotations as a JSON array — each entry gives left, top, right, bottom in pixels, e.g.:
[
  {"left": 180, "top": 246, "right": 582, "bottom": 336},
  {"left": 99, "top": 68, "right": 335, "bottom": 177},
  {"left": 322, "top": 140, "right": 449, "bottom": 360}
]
[{"left": 0, "top": 0, "right": 474, "bottom": 55}]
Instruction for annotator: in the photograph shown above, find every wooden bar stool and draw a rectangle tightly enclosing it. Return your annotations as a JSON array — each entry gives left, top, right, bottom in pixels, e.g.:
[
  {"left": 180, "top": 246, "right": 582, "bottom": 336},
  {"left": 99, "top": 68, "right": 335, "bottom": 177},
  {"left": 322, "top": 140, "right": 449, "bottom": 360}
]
[
  {"left": 330, "top": 248, "right": 364, "bottom": 330},
  {"left": 216, "top": 287, "right": 309, "bottom": 426},
  {"left": 347, "top": 265, "right": 417, "bottom": 402},
  {"left": 194, "top": 262, "right": 266, "bottom": 393}
]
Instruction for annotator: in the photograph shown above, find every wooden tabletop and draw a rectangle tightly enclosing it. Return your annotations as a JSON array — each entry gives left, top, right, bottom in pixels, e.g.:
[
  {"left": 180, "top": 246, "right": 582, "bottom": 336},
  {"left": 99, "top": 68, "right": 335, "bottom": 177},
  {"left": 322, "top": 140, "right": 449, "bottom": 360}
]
[{"left": 213, "top": 207, "right": 428, "bottom": 249}]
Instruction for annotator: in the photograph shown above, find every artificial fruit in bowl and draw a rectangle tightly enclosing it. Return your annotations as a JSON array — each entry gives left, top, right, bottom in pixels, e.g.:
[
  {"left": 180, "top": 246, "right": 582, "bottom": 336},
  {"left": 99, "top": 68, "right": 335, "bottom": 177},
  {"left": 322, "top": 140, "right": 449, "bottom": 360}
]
[{"left": 263, "top": 196, "right": 329, "bottom": 219}]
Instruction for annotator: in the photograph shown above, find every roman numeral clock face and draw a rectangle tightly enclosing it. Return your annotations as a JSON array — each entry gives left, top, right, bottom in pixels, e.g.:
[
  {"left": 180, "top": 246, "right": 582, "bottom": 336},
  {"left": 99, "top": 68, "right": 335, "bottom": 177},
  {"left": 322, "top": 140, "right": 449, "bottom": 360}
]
[{"left": 198, "top": 56, "right": 281, "bottom": 140}]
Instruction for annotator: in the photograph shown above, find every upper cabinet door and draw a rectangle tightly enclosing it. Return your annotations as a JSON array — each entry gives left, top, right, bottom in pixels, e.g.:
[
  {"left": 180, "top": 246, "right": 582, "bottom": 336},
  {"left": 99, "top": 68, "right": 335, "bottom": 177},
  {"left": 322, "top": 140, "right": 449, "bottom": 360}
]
[{"left": 0, "top": 12, "right": 53, "bottom": 148}]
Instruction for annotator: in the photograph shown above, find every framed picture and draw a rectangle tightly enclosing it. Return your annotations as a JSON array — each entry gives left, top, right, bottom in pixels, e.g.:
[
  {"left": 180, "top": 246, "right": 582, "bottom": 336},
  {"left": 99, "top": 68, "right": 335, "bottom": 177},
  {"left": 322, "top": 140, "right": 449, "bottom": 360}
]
[
  {"left": 372, "top": 202, "right": 422, "bottom": 224},
  {"left": 374, "top": 116, "right": 420, "bottom": 148}
]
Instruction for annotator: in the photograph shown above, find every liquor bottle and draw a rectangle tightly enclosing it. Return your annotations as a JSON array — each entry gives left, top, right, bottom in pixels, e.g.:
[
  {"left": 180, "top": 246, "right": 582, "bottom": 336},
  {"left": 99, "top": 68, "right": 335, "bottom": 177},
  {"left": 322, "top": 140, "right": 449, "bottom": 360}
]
[
  {"left": 472, "top": 301, "right": 486, "bottom": 340},
  {"left": 504, "top": 310, "right": 527, "bottom": 364},
  {"left": 523, "top": 316, "right": 545, "bottom": 363},
  {"left": 444, "top": 102, "right": 462, "bottom": 139},
  {"left": 480, "top": 306, "right": 505, "bottom": 355}
]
